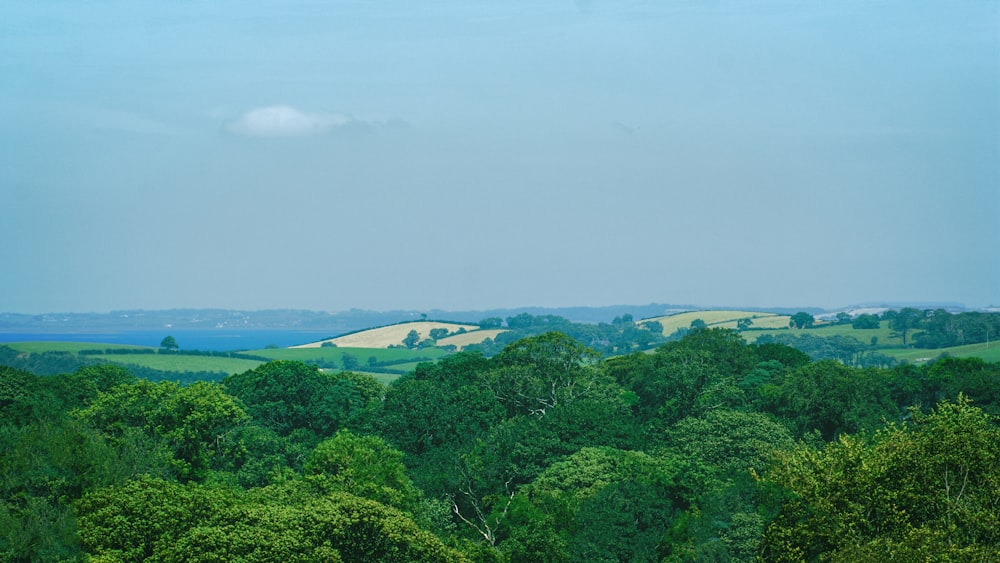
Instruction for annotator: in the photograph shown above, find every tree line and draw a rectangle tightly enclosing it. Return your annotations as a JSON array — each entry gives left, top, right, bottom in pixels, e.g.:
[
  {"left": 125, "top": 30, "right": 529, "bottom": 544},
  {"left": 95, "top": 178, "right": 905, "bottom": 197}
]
[{"left": 1, "top": 329, "right": 999, "bottom": 560}]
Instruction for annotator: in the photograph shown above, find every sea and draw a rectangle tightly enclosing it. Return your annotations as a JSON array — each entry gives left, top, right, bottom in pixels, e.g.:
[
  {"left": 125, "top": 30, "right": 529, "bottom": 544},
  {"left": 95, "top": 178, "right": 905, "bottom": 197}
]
[{"left": 0, "top": 329, "right": 339, "bottom": 351}]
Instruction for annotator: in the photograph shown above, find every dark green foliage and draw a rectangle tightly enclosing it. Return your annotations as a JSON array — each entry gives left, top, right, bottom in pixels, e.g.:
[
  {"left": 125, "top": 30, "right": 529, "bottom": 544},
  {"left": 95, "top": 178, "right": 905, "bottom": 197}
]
[
  {"left": 223, "top": 360, "right": 364, "bottom": 439},
  {"left": 886, "top": 356, "right": 1000, "bottom": 417},
  {"left": 914, "top": 310, "right": 1000, "bottom": 348},
  {"left": 760, "top": 359, "right": 898, "bottom": 439},
  {"left": 479, "top": 317, "right": 503, "bottom": 329},
  {"left": 464, "top": 314, "right": 666, "bottom": 357},
  {"left": 0, "top": 348, "right": 97, "bottom": 376},
  {"left": 887, "top": 306, "right": 926, "bottom": 346},
  {"left": 852, "top": 313, "right": 881, "bottom": 329},
  {"left": 789, "top": 311, "right": 815, "bottom": 329},
  {"left": 511, "top": 447, "right": 684, "bottom": 563},
  {"left": 756, "top": 332, "right": 896, "bottom": 367},
  {"left": 752, "top": 341, "right": 811, "bottom": 369}
]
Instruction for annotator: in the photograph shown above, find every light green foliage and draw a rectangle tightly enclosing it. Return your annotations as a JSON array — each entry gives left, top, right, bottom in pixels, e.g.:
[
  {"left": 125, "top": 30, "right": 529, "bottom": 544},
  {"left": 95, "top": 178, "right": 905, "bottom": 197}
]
[
  {"left": 664, "top": 409, "right": 793, "bottom": 485},
  {"left": 77, "top": 380, "right": 249, "bottom": 481},
  {"left": 305, "top": 430, "right": 421, "bottom": 513},
  {"left": 75, "top": 476, "right": 468, "bottom": 562},
  {"left": 760, "top": 397, "right": 1000, "bottom": 561}
]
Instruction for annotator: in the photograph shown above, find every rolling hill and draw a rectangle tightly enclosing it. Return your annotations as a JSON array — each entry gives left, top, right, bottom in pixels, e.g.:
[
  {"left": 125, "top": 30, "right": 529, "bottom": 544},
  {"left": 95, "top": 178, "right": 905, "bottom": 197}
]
[
  {"left": 642, "top": 310, "right": 793, "bottom": 335},
  {"left": 292, "top": 321, "right": 490, "bottom": 349}
]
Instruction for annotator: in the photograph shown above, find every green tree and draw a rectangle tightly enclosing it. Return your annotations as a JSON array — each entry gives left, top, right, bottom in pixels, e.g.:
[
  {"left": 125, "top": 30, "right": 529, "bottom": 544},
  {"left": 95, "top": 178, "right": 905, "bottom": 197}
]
[
  {"left": 641, "top": 320, "right": 663, "bottom": 335},
  {"left": 852, "top": 313, "right": 881, "bottom": 329},
  {"left": 737, "top": 317, "right": 753, "bottom": 331},
  {"left": 160, "top": 335, "right": 179, "bottom": 351},
  {"left": 789, "top": 312, "right": 815, "bottom": 329},
  {"left": 889, "top": 307, "right": 925, "bottom": 346},
  {"left": 403, "top": 329, "right": 421, "bottom": 348},
  {"left": 479, "top": 317, "right": 503, "bottom": 329},
  {"left": 340, "top": 352, "right": 359, "bottom": 371}
]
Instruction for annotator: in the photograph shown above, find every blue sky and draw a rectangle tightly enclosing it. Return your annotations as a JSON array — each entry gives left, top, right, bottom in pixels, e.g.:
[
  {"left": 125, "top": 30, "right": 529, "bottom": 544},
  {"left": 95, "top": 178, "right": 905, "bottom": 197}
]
[{"left": 2, "top": 0, "right": 997, "bottom": 314}]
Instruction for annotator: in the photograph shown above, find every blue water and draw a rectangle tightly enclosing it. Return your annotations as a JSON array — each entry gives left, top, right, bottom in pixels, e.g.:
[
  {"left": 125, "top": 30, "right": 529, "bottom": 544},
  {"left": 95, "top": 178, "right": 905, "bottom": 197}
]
[{"left": 0, "top": 330, "right": 339, "bottom": 351}]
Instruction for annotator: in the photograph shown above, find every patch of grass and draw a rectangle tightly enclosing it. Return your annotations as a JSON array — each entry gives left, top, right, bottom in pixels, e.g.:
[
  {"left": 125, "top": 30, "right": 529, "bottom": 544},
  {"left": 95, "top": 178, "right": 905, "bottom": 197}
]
[{"left": 324, "top": 370, "right": 400, "bottom": 386}]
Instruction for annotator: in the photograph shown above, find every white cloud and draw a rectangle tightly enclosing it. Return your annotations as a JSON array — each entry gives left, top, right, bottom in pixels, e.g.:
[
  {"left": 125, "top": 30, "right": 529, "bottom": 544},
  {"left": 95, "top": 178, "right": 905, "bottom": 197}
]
[{"left": 225, "top": 105, "right": 351, "bottom": 137}]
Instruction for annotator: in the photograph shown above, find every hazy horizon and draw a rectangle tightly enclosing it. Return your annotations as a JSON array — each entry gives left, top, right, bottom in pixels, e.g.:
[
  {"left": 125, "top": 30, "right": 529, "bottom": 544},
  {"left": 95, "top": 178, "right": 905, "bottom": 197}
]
[{"left": 3, "top": 1, "right": 997, "bottom": 314}]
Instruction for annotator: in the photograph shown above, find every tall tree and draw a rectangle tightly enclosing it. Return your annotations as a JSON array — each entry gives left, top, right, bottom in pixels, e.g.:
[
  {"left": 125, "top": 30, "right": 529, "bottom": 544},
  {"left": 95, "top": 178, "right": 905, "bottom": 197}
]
[
  {"left": 888, "top": 307, "right": 925, "bottom": 346},
  {"left": 789, "top": 312, "right": 815, "bottom": 329}
]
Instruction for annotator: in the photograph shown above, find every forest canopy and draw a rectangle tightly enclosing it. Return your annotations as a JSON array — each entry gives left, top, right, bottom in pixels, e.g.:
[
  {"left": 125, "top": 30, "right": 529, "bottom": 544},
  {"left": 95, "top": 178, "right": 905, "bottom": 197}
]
[{"left": 1, "top": 328, "right": 999, "bottom": 561}]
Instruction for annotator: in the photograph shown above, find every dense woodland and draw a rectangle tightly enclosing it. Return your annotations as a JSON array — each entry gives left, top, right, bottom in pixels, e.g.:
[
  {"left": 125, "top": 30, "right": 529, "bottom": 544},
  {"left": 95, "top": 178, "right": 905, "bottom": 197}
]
[{"left": 2, "top": 328, "right": 1000, "bottom": 561}]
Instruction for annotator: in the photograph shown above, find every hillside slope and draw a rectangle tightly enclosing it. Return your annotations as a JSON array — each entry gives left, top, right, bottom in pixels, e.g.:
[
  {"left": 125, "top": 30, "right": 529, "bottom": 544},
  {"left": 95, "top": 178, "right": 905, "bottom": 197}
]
[{"left": 292, "top": 321, "right": 483, "bottom": 349}]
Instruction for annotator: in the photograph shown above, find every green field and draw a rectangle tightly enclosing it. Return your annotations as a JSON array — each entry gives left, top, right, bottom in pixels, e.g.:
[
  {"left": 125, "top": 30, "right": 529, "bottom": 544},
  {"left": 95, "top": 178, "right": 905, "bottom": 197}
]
[
  {"left": 741, "top": 322, "right": 902, "bottom": 346},
  {"left": 104, "top": 355, "right": 265, "bottom": 375},
  {"left": 738, "top": 322, "right": 1000, "bottom": 364},
  {"left": 2, "top": 340, "right": 449, "bottom": 379},
  {"left": 248, "top": 346, "right": 448, "bottom": 364},
  {"left": 4, "top": 341, "right": 150, "bottom": 354},
  {"left": 883, "top": 342, "right": 1000, "bottom": 364}
]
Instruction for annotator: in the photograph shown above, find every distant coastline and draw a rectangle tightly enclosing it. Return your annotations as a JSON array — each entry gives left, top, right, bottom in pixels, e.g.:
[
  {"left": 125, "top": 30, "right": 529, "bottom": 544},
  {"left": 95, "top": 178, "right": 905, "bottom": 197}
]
[{"left": 0, "top": 329, "right": 340, "bottom": 352}]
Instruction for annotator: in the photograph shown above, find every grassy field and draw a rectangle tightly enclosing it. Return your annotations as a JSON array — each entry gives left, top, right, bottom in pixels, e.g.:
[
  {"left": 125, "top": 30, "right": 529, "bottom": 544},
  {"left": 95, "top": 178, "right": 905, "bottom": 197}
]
[
  {"left": 4, "top": 341, "right": 151, "bottom": 354},
  {"left": 882, "top": 342, "right": 1000, "bottom": 364},
  {"left": 741, "top": 323, "right": 902, "bottom": 346},
  {"left": 103, "top": 355, "right": 264, "bottom": 375},
  {"left": 645, "top": 310, "right": 792, "bottom": 335},
  {"left": 249, "top": 346, "right": 449, "bottom": 364},
  {"left": 1, "top": 339, "right": 450, "bottom": 379}
]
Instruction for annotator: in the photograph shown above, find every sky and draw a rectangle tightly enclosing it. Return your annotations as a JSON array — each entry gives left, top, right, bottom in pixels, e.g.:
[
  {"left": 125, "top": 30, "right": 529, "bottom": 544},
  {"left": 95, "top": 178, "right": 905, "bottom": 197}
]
[{"left": 1, "top": 0, "right": 998, "bottom": 314}]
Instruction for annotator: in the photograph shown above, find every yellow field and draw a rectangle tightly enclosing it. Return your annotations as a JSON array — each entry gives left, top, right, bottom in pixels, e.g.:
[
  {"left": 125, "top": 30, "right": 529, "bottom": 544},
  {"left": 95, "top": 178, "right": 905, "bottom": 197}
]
[
  {"left": 642, "top": 310, "right": 791, "bottom": 336},
  {"left": 292, "top": 321, "right": 482, "bottom": 349},
  {"left": 436, "top": 329, "right": 508, "bottom": 349}
]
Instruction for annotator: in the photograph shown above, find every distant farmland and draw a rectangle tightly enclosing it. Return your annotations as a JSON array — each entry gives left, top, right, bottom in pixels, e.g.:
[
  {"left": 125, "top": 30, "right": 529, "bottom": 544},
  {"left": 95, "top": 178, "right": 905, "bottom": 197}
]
[{"left": 643, "top": 310, "right": 792, "bottom": 335}]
